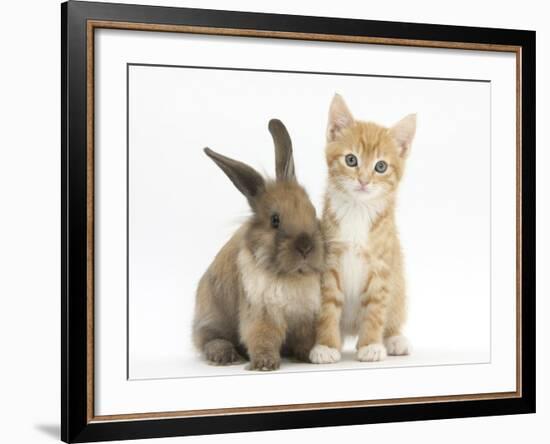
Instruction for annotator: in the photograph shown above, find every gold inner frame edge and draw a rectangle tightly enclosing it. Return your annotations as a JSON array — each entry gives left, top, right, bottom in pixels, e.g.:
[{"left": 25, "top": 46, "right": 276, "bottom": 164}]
[{"left": 85, "top": 19, "right": 523, "bottom": 423}]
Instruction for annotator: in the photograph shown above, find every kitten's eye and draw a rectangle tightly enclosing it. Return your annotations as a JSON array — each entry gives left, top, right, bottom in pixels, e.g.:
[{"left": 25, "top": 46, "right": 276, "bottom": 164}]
[
  {"left": 345, "top": 154, "right": 358, "bottom": 167},
  {"left": 270, "top": 213, "right": 280, "bottom": 229},
  {"left": 374, "top": 160, "right": 388, "bottom": 173}
]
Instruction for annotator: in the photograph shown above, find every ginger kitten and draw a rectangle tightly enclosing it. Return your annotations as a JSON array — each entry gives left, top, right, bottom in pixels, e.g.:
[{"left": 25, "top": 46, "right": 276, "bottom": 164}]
[{"left": 310, "top": 94, "right": 416, "bottom": 363}]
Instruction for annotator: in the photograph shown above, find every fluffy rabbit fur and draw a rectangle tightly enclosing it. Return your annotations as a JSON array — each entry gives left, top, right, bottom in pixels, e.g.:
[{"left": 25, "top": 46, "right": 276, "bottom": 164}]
[{"left": 192, "top": 119, "right": 325, "bottom": 371}]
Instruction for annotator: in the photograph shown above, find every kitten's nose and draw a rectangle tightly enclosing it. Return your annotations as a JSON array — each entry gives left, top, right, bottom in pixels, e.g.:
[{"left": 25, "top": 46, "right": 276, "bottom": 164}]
[
  {"left": 295, "top": 233, "right": 313, "bottom": 258},
  {"left": 358, "top": 179, "right": 369, "bottom": 188}
]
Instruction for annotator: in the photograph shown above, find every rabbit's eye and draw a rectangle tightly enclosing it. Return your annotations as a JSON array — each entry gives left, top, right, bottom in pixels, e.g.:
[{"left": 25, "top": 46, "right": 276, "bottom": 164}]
[
  {"left": 270, "top": 213, "right": 280, "bottom": 229},
  {"left": 345, "top": 154, "right": 358, "bottom": 167}
]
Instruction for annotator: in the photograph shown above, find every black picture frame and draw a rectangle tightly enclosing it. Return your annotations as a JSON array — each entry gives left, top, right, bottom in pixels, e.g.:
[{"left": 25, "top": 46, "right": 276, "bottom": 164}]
[{"left": 61, "top": 1, "right": 536, "bottom": 442}]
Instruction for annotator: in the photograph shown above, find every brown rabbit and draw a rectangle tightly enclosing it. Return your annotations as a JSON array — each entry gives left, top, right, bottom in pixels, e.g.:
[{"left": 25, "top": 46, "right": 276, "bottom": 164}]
[{"left": 192, "top": 119, "right": 324, "bottom": 371}]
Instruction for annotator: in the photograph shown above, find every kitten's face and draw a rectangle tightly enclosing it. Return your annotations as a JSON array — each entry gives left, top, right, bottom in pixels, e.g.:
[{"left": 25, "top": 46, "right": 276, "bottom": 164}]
[
  {"left": 325, "top": 94, "right": 416, "bottom": 202},
  {"left": 326, "top": 122, "right": 403, "bottom": 201}
]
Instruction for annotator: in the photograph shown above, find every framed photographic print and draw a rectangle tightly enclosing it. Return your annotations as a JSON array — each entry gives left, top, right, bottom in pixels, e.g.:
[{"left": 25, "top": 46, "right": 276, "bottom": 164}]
[{"left": 61, "top": 1, "right": 536, "bottom": 442}]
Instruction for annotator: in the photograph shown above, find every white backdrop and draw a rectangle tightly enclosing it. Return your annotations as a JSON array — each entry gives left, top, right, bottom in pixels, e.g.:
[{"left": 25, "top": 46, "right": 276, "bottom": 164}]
[
  {"left": 0, "top": 0, "right": 548, "bottom": 443},
  {"left": 128, "top": 63, "right": 492, "bottom": 379}
]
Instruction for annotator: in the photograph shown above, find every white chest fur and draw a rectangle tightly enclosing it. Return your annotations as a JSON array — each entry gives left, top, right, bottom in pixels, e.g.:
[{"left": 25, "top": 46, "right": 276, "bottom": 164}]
[
  {"left": 237, "top": 248, "right": 321, "bottom": 320},
  {"left": 328, "top": 190, "right": 385, "bottom": 334}
]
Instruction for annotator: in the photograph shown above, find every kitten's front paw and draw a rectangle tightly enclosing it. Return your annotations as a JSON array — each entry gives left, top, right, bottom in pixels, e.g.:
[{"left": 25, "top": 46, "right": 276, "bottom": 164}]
[
  {"left": 357, "top": 343, "right": 387, "bottom": 362},
  {"left": 309, "top": 344, "right": 341, "bottom": 364},
  {"left": 247, "top": 353, "right": 281, "bottom": 371},
  {"left": 384, "top": 335, "right": 411, "bottom": 356}
]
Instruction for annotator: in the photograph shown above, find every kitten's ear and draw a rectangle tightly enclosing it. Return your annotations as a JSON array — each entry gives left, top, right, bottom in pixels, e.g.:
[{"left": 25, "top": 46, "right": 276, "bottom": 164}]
[
  {"left": 269, "top": 119, "right": 296, "bottom": 182},
  {"left": 204, "top": 148, "right": 265, "bottom": 207},
  {"left": 390, "top": 113, "right": 417, "bottom": 157},
  {"left": 327, "top": 94, "right": 354, "bottom": 142}
]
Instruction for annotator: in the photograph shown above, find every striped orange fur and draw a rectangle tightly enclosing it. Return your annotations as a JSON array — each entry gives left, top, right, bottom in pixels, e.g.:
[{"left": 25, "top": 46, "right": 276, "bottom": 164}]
[{"left": 310, "top": 94, "right": 416, "bottom": 363}]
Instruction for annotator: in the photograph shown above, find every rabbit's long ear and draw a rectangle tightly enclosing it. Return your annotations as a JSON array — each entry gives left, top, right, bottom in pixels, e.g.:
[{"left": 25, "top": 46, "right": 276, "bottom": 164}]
[
  {"left": 204, "top": 148, "right": 265, "bottom": 206},
  {"left": 269, "top": 119, "right": 296, "bottom": 182}
]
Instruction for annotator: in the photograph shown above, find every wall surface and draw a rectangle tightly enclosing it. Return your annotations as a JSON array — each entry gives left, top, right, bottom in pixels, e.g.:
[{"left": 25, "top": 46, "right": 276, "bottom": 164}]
[{"left": 0, "top": 0, "right": 547, "bottom": 443}]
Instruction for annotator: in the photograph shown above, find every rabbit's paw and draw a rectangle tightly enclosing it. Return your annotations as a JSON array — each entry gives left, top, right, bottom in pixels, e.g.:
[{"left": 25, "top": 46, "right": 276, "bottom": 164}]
[
  {"left": 247, "top": 352, "right": 281, "bottom": 371},
  {"left": 204, "top": 339, "right": 243, "bottom": 365}
]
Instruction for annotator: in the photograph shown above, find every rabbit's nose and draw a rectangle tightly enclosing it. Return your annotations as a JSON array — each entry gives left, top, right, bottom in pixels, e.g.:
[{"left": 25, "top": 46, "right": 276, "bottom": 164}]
[{"left": 295, "top": 233, "right": 313, "bottom": 258}]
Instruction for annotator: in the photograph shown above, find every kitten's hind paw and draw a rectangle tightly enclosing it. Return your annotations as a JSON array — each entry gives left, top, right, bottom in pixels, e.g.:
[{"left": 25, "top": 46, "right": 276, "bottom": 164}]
[
  {"left": 357, "top": 343, "right": 387, "bottom": 362},
  {"left": 309, "top": 344, "right": 341, "bottom": 364},
  {"left": 384, "top": 335, "right": 411, "bottom": 356}
]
